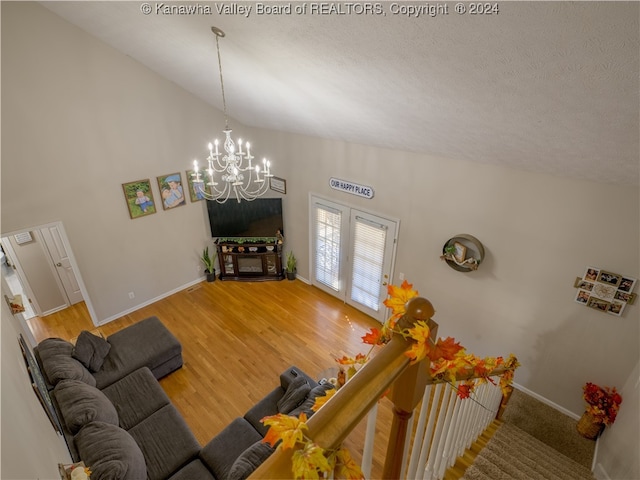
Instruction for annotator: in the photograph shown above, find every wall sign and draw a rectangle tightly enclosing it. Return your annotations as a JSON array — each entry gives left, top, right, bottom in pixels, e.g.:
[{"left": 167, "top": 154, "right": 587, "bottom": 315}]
[{"left": 329, "top": 178, "right": 374, "bottom": 199}]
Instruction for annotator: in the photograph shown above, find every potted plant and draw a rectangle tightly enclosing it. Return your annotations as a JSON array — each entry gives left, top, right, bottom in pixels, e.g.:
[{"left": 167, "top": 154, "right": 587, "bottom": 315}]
[
  {"left": 201, "top": 247, "right": 217, "bottom": 282},
  {"left": 285, "top": 251, "right": 297, "bottom": 280}
]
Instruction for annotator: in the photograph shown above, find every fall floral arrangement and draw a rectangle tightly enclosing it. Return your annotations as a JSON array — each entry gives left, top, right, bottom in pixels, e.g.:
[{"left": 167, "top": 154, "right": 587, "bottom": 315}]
[
  {"left": 583, "top": 382, "right": 622, "bottom": 425},
  {"left": 260, "top": 280, "right": 520, "bottom": 479}
]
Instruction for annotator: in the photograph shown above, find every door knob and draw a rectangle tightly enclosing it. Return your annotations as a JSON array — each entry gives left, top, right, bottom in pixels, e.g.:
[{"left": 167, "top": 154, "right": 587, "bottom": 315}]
[{"left": 56, "top": 262, "right": 62, "bottom": 267}]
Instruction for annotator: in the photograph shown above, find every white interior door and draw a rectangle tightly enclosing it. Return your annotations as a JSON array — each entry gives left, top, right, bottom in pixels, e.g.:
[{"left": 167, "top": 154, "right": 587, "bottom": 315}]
[
  {"left": 310, "top": 195, "right": 398, "bottom": 323},
  {"left": 40, "top": 225, "right": 84, "bottom": 305}
]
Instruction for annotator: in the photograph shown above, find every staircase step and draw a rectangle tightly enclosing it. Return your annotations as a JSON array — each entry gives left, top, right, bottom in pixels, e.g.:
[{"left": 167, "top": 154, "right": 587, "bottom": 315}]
[{"left": 459, "top": 423, "right": 596, "bottom": 480}]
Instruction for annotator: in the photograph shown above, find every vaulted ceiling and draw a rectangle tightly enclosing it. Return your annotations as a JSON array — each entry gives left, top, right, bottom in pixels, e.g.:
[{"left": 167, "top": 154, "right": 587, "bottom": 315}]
[{"left": 40, "top": 1, "right": 639, "bottom": 186}]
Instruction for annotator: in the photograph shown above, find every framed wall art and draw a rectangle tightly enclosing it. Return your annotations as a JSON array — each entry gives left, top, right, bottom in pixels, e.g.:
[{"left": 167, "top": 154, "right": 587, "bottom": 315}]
[
  {"left": 574, "top": 266, "right": 637, "bottom": 316},
  {"left": 122, "top": 179, "right": 156, "bottom": 219},
  {"left": 269, "top": 176, "right": 286, "bottom": 194},
  {"left": 157, "top": 172, "right": 186, "bottom": 210},
  {"left": 186, "top": 169, "right": 206, "bottom": 202},
  {"left": 452, "top": 242, "right": 467, "bottom": 263}
]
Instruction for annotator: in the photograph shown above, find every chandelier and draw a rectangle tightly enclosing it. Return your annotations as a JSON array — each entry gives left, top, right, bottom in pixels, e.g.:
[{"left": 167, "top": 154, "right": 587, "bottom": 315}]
[{"left": 191, "top": 26, "right": 273, "bottom": 203}]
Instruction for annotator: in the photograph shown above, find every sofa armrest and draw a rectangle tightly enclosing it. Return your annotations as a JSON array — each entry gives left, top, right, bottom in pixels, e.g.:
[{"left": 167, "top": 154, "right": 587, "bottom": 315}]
[
  {"left": 279, "top": 366, "right": 318, "bottom": 391},
  {"left": 200, "top": 418, "right": 262, "bottom": 480}
]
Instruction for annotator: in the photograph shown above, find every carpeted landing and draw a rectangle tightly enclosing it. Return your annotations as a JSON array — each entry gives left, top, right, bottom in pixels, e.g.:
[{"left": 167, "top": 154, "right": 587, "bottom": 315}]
[
  {"left": 500, "top": 389, "right": 595, "bottom": 468},
  {"left": 461, "top": 422, "right": 596, "bottom": 480},
  {"left": 461, "top": 388, "right": 597, "bottom": 480}
]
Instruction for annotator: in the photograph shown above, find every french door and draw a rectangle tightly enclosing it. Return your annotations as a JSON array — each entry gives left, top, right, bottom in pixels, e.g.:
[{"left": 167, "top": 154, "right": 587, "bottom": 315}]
[{"left": 310, "top": 195, "right": 398, "bottom": 322}]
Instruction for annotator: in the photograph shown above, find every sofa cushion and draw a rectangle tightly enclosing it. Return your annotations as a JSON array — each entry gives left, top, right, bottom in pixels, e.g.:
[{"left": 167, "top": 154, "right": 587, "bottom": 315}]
[
  {"left": 277, "top": 375, "right": 311, "bottom": 413},
  {"left": 102, "top": 367, "right": 170, "bottom": 430},
  {"left": 75, "top": 421, "right": 146, "bottom": 480},
  {"left": 167, "top": 459, "right": 217, "bottom": 480},
  {"left": 289, "top": 383, "right": 335, "bottom": 418},
  {"left": 36, "top": 338, "right": 96, "bottom": 387},
  {"left": 200, "top": 417, "right": 262, "bottom": 480},
  {"left": 127, "top": 405, "right": 200, "bottom": 480},
  {"left": 228, "top": 441, "right": 275, "bottom": 480},
  {"left": 53, "top": 380, "right": 119, "bottom": 434},
  {"left": 243, "top": 387, "right": 284, "bottom": 436},
  {"left": 72, "top": 330, "right": 111, "bottom": 372},
  {"left": 93, "top": 317, "right": 182, "bottom": 389}
]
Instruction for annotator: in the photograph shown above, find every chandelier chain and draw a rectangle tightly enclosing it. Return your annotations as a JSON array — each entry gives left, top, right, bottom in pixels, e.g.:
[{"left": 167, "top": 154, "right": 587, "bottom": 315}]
[{"left": 215, "top": 33, "right": 229, "bottom": 130}]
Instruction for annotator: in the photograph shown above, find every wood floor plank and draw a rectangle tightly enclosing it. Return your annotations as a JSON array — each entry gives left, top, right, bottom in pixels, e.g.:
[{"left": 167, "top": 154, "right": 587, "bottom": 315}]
[{"left": 28, "top": 279, "right": 394, "bottom": 478}]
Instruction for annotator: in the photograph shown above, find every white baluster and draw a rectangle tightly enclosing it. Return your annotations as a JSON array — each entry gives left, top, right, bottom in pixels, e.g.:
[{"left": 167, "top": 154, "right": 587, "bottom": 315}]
[{"left": 361, "top": 402, "right": 378, "bottom": 479}]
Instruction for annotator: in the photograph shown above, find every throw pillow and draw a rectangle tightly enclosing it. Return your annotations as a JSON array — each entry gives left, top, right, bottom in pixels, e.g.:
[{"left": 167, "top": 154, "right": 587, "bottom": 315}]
[
  {"left": 72, "top": 331, "right": 111, "bottom": 372},
  {"left": 37, "top": 338, "right": 96, "bottom": 387},
  {"left": 228, "top": 441, "right": 275, "bottom": 480},
  {"left": 75, "top": 422, "right": 146, "bottom": 480},
  {"left": 289, "top": 383, "right": 335, "bottom": 418},
  {"left": 53, "top": 380, "right": 119, "bottom": 434},
  {"left": 276, "top": 376, "right": 311, "bottom": 414}
]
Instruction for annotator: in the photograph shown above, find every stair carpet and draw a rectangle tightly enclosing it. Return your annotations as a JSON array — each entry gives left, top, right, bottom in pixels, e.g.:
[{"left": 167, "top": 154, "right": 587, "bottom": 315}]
[{"left": 460, "top": 422, "right": 596, "bottom": 480}]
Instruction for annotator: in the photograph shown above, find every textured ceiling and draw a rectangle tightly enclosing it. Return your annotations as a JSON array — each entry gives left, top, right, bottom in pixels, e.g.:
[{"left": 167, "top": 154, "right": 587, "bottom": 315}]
[{"left": 40, "top": 1, "right": 639, "bottom": 186}]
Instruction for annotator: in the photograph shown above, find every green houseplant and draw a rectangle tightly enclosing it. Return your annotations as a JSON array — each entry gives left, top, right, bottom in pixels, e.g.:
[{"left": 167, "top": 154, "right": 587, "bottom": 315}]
[
  {"left": 201, "top": 247, "right": 217, "bottom": 282},
  {"left": 285, "top": 251, "right": 297, "bottom": 280}
]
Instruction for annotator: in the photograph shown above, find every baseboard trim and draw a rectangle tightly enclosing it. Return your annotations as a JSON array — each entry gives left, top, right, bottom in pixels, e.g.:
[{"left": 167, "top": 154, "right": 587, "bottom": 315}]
[
  {"left": 97, "top": 277, "right": 205, "bottom": 326},
  {"left": 593, "top": 462, "right": 611, "bottom": 480},
  {"left": 512, "top": 382, "right": 580, "bottom": 420}
]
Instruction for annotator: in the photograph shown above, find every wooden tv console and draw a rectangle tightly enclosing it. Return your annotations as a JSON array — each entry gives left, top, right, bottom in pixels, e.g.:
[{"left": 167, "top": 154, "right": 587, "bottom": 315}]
[{"left": 215, "top": 240, "right": 284, "bottom": 281}]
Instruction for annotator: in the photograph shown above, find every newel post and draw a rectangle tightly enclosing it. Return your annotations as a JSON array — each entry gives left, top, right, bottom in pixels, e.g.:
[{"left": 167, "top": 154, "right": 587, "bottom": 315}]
[{"left": 382, "top": 297, "right": 438, "bottom": 480}]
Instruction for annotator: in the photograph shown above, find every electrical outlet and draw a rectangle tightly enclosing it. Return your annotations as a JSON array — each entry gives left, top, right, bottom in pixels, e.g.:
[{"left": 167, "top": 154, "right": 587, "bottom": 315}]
[
  {"left": 398, "top": 272, "right": 405, "bottom": 281},
  {"left": 128, "top": 292, "right": 135, "bottom": 299}
]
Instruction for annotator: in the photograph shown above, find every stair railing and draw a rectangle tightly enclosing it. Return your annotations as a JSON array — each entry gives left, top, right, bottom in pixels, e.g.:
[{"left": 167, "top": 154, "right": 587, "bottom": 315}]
[{"left": 250, "top": 297, "right": 515, "bottom": 479}]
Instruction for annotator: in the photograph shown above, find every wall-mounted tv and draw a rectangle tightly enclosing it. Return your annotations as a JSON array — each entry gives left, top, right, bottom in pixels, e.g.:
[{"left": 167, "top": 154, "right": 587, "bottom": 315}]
[{"left": 206, "top": 198, "right": 283, "bottom": 239}]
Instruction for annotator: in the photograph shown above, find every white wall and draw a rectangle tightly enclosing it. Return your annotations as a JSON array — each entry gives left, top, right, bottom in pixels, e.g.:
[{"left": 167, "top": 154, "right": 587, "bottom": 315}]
[
  {"left": 1, "top": 301, "right": 72, "bottom": 479},
  {"left": 594, "top": 361, "right": 639, "bottom": 480},
  {"left": 1, "top": 0, "right": 638, "bottom": 442}
]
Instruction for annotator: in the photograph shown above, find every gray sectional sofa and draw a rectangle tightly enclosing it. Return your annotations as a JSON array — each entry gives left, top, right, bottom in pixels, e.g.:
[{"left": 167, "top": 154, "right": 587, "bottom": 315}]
[{"left": 35, "top": 316, "right": 332, "bottom": 480}]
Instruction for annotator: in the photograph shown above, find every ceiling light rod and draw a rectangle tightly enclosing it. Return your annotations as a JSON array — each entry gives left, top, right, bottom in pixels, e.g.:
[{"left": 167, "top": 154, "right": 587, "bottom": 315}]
[{"left": 191, "top": 26, "right": 273, "bottom": 203}]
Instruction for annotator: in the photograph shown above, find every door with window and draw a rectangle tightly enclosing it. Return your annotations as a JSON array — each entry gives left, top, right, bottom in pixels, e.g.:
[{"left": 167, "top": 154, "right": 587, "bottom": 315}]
[{"left": 310, "top": 195, "right": 398, "bottom": 322}]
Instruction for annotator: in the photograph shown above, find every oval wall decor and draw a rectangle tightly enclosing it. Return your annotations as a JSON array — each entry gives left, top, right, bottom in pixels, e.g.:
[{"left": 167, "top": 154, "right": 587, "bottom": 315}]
[{"left": 441, "top": 234, "right": 485, "bottom": 272}]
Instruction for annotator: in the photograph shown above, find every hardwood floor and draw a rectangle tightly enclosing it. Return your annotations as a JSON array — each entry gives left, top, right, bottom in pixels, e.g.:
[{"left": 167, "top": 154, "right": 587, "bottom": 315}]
[{"left": 28, "top": 279, "right": 397, "bottom": 478}]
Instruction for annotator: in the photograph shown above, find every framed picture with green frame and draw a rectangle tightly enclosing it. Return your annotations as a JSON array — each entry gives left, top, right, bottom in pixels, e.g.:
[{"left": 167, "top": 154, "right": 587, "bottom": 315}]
[{"left": 122, "top": 179, "right": 157, "bottom": 219}]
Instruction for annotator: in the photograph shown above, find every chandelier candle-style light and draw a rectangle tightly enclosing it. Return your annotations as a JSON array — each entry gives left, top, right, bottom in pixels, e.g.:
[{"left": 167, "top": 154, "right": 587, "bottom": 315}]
[{"left": 192, "top": 26, "right": 273, "bottom": 203}]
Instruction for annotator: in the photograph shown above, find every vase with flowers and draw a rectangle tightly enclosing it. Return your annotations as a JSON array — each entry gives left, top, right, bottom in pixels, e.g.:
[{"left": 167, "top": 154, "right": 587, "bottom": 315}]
[{"left": 578, "top": 382, "right": 622, "bottom": 439}]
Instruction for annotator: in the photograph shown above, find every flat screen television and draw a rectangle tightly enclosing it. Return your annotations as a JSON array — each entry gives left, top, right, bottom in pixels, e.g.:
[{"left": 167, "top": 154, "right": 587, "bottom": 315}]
[{"left": 207, "top": 198, "right": 283, "bottom": 239}]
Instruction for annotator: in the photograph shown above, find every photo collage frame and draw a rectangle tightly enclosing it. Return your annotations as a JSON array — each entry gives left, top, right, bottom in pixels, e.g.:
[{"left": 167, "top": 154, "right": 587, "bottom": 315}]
[{"left": 574, "top": 266, "right": 637, "bottom": 316}]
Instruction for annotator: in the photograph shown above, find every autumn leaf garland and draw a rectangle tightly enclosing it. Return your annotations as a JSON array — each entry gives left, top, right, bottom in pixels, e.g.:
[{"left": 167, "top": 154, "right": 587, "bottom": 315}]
[{"left": 338, "top": 280, "right": 519, "bottom": 399}]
